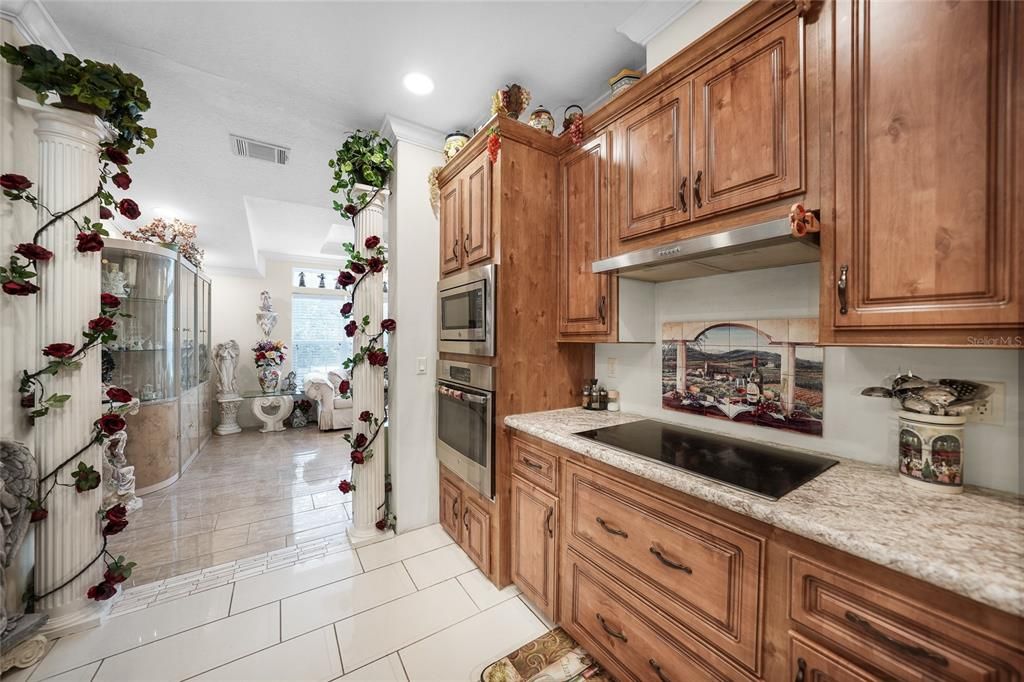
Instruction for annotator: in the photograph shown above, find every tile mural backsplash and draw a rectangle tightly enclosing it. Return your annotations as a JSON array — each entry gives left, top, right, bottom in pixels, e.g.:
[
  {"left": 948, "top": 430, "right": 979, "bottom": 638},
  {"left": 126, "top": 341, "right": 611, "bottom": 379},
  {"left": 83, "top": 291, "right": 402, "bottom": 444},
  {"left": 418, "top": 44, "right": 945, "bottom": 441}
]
[{"left": 661, "top": 318, "right": 824, "bottom": 436}]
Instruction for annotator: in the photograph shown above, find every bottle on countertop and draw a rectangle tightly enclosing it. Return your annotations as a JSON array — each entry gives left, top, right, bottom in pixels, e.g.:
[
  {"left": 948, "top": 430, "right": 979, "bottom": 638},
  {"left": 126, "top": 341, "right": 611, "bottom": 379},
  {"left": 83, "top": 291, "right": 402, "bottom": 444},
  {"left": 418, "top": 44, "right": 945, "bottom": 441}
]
[
  {"left": 598, "top": 386, "right": 608, "bottom": 411},
  {"left": 581, "top": 383, "right": 591, "bottom": 409},
  {"left": 607, "top": 390, "right": 620, "bottom": 411}
]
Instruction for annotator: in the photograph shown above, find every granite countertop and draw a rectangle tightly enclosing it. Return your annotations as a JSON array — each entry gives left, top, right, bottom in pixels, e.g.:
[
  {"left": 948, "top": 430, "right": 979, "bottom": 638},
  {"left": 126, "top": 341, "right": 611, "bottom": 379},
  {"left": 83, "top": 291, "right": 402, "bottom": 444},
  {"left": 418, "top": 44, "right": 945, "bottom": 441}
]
[{"left": 505, "top": 407, "right": 1024, "bottom": 618}]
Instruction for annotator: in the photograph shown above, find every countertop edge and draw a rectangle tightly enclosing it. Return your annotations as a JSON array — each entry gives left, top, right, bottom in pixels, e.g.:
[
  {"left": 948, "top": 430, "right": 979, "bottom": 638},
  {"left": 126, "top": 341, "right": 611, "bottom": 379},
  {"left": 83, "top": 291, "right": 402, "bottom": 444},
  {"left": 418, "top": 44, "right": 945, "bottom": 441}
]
[{"left": 504, "top": 410, "right": 1024, "bottom": 619}]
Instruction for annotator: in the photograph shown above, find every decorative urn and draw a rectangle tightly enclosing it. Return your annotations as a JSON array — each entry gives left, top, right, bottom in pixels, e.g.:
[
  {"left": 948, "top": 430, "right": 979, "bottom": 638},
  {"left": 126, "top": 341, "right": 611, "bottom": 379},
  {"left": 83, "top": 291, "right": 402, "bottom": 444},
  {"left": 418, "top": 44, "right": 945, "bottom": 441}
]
[{"left": 528, "top": 106, "right": 555, "bottom": 134}]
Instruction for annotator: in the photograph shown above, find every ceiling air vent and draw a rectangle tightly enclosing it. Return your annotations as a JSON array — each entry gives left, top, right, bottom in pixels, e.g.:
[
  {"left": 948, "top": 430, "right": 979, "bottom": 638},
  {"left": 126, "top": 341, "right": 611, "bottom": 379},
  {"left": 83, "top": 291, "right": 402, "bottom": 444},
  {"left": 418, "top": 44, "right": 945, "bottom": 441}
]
[{"left": 230, "top": 135, "right": 290, "bottom": 165}]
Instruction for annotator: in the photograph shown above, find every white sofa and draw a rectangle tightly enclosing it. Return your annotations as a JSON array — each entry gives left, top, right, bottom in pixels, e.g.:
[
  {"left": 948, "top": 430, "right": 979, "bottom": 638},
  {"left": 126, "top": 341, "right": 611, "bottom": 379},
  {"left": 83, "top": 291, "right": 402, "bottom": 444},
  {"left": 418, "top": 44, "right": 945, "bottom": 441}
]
[{"left": 304, "top": 371, "right": 353, "bottom": 431}]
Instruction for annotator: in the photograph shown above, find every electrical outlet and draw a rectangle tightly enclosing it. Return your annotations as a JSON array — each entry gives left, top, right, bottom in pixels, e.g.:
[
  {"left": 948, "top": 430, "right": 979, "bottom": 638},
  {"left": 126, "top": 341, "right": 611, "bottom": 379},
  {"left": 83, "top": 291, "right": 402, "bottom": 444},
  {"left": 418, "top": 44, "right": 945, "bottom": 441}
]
[
  {"left": 966, "top": 381, "right": 1005, "bottom": 425},
  {"left": 607, "top": 357, "right": 618, "bottom": 378}
]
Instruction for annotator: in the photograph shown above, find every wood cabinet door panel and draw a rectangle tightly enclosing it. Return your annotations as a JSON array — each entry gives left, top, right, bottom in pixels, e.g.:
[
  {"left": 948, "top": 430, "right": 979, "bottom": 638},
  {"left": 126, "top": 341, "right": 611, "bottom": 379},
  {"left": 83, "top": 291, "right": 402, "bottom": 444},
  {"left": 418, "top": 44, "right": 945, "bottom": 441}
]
[
  {"left": 790, "top": 553, "right": 1023, "bottom": 681},
  {"left": 618, "top": 83, "right": 692, "bottom": 240},
  {"left": 440, "top": 180, "right": 463, "bottom": 275},
  {"left": 790, "top": 633, "right": 879, "bottom": 682},
  {"left": 692, "top": 16, "right": 802, "bottom": 218},
  {"left": 561, "top": 548, "right": 744, "bottom": 682},
  {"left": 463, "top": 155, "right": 492, "bottom": 265},
  {"left": 510, "top": 476, "right": 558, "bottom": 621},
  {"left": 439, "top": 471, "right": 462, "bottom": 542},
  {"left": 564, "top": 462, "right": 764, "bottom": 672},
  {"left": 832, "top": 0, "right": 1022, "bottom": 330},
  {"left": 559, "top": 133, "right": 613, "bottom": 337},
  {"left": 462, "top": 497, "right": 491, "bottom": 575}
]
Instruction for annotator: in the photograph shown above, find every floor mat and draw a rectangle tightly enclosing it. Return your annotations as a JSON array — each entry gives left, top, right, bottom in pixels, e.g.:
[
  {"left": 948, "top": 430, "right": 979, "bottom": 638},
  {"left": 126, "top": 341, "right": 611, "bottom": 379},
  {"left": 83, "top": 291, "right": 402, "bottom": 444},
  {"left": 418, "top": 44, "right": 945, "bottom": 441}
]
[{"left": 479, "top": 627, "right": 613, "bottom": 682}]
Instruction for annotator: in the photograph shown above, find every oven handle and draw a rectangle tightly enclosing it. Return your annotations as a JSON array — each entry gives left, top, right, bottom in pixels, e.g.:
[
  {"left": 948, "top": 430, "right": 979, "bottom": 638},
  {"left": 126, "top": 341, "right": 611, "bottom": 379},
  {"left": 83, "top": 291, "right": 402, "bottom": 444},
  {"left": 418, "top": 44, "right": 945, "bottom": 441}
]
[{"left": 436, "top": 384, "right": 490, "bottom": 405}]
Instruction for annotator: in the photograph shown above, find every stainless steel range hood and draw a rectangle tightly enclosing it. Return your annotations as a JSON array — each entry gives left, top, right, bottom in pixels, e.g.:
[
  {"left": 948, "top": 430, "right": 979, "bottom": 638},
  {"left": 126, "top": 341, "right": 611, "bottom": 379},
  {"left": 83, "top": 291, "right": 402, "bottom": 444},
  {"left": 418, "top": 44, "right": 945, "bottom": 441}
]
[{"left": 592, "top": 218, "right": 819, "bottom": 283}]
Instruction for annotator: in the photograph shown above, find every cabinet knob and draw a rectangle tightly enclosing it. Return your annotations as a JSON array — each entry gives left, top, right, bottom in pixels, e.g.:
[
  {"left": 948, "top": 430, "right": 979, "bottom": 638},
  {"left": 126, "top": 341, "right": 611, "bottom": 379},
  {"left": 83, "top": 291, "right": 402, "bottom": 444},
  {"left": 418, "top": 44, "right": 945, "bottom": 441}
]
[{"left": 838, "top": 264, "right": 849, "bottom": 315}]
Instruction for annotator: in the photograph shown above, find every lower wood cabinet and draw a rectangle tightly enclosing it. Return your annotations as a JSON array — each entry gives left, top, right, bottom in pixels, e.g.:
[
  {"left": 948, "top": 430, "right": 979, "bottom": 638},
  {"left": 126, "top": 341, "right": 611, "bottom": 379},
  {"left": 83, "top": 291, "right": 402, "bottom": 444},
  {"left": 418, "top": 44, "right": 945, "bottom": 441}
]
[
  {"left": 505, "top": 429, "right": 1024, "bottom": 682},
  {"left": 510, "top": 475, "right": 558, "bottom": 622},
  {"left": 439, "top": 463, "right": 492, "bottom": 577}
]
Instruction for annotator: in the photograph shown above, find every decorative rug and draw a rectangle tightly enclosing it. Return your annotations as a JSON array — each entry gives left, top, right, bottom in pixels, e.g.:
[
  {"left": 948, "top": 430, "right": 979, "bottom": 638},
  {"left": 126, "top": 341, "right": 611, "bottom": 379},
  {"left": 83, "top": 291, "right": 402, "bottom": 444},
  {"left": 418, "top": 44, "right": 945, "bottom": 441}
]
[{"left": 479, "top": 627, "right": 613, "bottom": 682}]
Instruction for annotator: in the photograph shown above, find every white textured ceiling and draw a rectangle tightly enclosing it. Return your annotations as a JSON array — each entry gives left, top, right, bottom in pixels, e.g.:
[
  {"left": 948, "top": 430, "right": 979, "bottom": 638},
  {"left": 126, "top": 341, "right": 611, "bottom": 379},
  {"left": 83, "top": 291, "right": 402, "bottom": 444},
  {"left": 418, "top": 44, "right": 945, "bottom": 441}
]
[{"left": 42, "top": 1, "right": 647, "bottom": 274}]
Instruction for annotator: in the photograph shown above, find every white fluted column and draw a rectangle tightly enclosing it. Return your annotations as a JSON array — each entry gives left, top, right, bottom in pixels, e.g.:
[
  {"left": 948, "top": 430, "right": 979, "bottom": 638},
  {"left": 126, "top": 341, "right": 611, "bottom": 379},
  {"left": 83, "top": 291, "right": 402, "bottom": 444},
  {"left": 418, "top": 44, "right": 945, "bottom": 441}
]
[
  {"left": 348, "top": 185, "right": 391, "bottom": 546},
  {"left": 28, "top": 102, "right": 109, "bottom": 636}
]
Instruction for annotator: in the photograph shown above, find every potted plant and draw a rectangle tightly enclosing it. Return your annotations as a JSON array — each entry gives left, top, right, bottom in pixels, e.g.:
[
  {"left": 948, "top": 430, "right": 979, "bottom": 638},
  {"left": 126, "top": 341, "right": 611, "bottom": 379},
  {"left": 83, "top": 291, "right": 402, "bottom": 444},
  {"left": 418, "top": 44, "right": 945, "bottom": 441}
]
[
  {"left": 328, "top": 129, "right": 394, "bottom": 211},
  {"left": 1, "top": 43, "right": 157, "bottom": 154}
]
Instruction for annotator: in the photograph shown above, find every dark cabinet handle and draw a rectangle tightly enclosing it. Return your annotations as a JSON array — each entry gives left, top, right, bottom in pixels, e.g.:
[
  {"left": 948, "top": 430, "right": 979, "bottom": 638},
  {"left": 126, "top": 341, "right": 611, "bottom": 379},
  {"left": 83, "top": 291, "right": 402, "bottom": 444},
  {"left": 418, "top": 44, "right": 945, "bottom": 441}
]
[
  {"left": 451, "top": 499, "right": 458, "bottom": 520},
  {"left": 845, "top": 611, "right": 948, "bottom": 667},
  {"left": 545, "top": 507, "right": 554, "bottom": 538},
  {"left": 521, "top": 457, "right": 543, "bottom": 471},
  {"left": 649, "top": 545, "right": 692, "bottom": 574},
  {"left": 596, "top": 613, "right": 627, "bottom": 642},
  {"left": 452, "top": 239, "right": 459, "bottom": 260},
  {"left": 794, "top": 657, "right": 805, "bottom": 682},
  {"left": 596, "top": 517, "right": 628, "bottom": 538},
  {"left": 598, "top": 295, "right": 606, "bottom": 323},
  {"left": 463, "top": 233, "right": 470, "bottom": 257},
  {"left": 678, "top": 177, "right": 687, "bottom": 213},
  {"left": 649, "top": 659, "right": 670, "bottom": 682},
  {"left": 837, "top": 264, "right": 849, "bottom": 315},
  {"left": 463, "top": 509, "right": 469, "bottom": 530},
  {"left": 694, "top": 170, "right": 703, "bottom": 208}
]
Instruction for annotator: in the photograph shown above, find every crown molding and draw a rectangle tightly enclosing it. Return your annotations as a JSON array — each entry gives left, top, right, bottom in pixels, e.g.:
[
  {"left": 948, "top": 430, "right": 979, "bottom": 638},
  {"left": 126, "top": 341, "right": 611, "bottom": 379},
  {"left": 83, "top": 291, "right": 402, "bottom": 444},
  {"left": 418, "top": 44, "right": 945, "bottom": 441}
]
[
  {"left": 0, "top": 0, "right": 74, "bottom": 52},
  {"left": 616, "top": 0, "right": 700, "bottom": 46},
  {"left": 380, "top": 114, "right": 445, "bottom": 152}
]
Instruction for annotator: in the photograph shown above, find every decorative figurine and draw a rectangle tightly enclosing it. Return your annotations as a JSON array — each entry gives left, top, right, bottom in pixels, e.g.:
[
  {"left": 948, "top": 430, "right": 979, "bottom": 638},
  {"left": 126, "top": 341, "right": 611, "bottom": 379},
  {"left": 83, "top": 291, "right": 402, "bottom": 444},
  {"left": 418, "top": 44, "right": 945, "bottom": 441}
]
[
  {"left": 281, "top": 370, "right": 297, "bottom": 394},
  {"left": 101, "top": 262, "right": 129, "bottom": 297},
  {"left": 443, "top": 132, "right": 470, "bottom": 162},
  {"left": 318, "top": 273, "right": 326, "bottom": 288},
  {"left": 298, "top": 271, "right": 306, "bottom": 287},
  {"left": 214, "top": 340, "right": 240, "bottom": 398},
  {"left": 257, "top": 290, "right": 278, "bottom": 339}
]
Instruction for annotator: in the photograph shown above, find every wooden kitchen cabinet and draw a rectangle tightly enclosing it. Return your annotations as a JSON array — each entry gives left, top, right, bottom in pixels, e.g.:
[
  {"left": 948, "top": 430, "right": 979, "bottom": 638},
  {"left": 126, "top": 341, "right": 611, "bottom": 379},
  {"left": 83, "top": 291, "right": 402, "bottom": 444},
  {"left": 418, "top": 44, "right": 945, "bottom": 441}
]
[
  {"left": 614, "top": 81, "right": 692, "bottom": 241},
  {"left": 825, "top": 0, "right": 1023, "bottom": 345},
  {"left": 691, "top": 15, "right": 803, "bottom": 219},
  {"left": 439, "top": 179, "right": 462, "bottom": 275},
  {"left": 789, "top": 634, "right": 878, "bottom": 682},
  {"left": 439, "top": 150, "right": 493, "bottom": 277},
  {"left": 439, "top": 463, "right": 492, "bottom": 576},
  {"left": 558, "top": 132, "right": 615, "bottom": 341},
  {"left": 510, "top": 475, "right": 558, "bottom": 621}
]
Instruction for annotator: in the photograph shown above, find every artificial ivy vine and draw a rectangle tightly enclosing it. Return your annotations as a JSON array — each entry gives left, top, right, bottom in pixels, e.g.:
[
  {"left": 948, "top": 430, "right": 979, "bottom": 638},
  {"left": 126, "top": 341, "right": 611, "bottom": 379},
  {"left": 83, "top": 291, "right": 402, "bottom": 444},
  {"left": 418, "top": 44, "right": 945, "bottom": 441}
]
[{"left": 329, "top": 130, "right": 397, "bottom": 532}]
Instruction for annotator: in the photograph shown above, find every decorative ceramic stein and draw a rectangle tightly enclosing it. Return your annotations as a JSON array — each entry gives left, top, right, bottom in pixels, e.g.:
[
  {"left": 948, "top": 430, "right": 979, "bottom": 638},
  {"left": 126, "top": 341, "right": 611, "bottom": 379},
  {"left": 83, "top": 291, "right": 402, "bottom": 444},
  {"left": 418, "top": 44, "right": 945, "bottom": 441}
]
[
  {"left": 562, "top": 105, "right": 583, "bottom": 133},
  {"left": 443, "top": 132, "right": 470, "bottom": 162},
  {"left": 896, "top": 411, "right": 965, "bottom": 493},
  {"left": 258, "top": 366, "right": 280, "bottom": 394},
  {"left": 528, "top": 107, "right": 555, "bottom": 134}
]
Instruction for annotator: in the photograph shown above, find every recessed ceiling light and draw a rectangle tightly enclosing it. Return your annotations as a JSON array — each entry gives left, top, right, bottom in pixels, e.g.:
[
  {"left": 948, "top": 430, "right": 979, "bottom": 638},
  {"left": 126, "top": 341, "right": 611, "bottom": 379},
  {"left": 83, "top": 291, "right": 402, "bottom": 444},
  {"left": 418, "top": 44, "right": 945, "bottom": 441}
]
[{"left": 403, "top": 72, "right": 434, "bottom": 95}]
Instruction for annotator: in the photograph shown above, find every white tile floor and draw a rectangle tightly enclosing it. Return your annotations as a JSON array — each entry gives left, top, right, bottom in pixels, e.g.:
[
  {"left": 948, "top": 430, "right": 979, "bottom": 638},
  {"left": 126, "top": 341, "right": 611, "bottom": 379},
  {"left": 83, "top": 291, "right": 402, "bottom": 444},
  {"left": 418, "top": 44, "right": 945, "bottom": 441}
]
[{"left": 10, "top": 524, "right": 545, "bottom": 682}]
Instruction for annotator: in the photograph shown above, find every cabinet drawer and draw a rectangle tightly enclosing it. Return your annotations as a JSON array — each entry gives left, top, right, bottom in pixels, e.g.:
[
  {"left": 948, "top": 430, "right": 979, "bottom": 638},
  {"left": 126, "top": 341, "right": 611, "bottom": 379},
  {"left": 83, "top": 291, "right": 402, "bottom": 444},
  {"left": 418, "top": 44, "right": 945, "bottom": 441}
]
[
  {"left": 791, "top": 553, "right": 1023, "bottom": 681},
  {"left": 564, "top": 462, "right": 764, "bottom": 672},
  {"left": 511, "top": 437, "right": 558, "bottom": 493},
  {"left": 790, "top": 633, "right": 878, "bottom": 682},
  {"left": 562, "top": 547, "right": 751, "bottom": 682}
]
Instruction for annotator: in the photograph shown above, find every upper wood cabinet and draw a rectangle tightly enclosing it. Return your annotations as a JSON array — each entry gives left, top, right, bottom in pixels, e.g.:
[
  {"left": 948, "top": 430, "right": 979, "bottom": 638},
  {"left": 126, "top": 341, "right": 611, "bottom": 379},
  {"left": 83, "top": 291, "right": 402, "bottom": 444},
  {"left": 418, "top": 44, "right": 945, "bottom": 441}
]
[
  {"left": 828, "top": 0, "right": 1022, "bottom": 341},
  {"left": 439, "top": 150, "right": 493, "bottom": 277},
  {"left": 614, "top": 81, "right": 693, "bottom": 240},
  {"left": 558, "top": 132, "right": 614, "bottom": 340},
  {"left": 691, "top": 15, "right": 803, "bottom": 218},
  {"left": 439, "top": 179, "right": 463, "bottom": 275},
  {"left": 462, "top": 153, "right": 492, "bottom": 266}
]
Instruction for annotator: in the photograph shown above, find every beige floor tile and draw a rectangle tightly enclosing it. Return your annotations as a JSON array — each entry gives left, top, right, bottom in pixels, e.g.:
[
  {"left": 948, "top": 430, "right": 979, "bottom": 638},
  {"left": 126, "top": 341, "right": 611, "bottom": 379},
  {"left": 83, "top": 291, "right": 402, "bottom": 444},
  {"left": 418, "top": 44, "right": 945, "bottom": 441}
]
[
  {"left": 247, "top": 506, "right": 348, "bottom": 542},
  {"left": 215, "top": 496, "right": 315, "bottom": 529},
  {"left": 286, "top": 520, "right": 353, "bottom": 546},
  {"left": 208, "top": 536, "right": 287, "bottom": 566},
  {"left": 311, "top": 489, "right": 347, "bottom": 509},
  {"left": 195, "top": 525, "right": 252, "bottom": 554}
]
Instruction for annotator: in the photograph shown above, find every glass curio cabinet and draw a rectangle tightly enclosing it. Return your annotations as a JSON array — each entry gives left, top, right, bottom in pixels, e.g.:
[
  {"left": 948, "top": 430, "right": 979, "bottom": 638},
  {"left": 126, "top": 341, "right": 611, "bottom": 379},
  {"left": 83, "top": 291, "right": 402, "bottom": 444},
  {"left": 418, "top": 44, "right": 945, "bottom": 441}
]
[{"left": 101, "top": 239, "right": 212, "bottom": 493}]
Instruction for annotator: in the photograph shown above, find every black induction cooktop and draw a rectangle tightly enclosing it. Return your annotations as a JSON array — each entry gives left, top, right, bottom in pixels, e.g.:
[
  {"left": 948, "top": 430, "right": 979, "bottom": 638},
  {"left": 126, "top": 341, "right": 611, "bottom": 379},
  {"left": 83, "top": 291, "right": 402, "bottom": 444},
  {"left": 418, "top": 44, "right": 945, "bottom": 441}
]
[{"left": 574, "top": 420, "right": 837, "bottom": 500}]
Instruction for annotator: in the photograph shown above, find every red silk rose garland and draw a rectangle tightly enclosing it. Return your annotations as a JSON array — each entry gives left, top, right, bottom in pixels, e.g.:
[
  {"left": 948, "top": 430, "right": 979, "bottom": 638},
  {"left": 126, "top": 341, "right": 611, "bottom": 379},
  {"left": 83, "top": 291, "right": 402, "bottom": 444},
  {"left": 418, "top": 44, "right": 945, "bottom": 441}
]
[
  {"left": 331, "top": 189, "right": 397, "bottom": 532},
  {"left": 2, "top": 153, "right": 148, "bottom": 603}
]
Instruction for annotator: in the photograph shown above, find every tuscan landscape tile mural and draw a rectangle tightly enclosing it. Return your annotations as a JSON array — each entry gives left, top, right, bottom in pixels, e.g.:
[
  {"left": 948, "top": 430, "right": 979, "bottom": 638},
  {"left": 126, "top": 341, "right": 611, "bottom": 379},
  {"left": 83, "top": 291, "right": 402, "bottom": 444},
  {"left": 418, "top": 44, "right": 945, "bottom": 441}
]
[{"left": 661, "top": 318, "right": 824, "bottom": 436}]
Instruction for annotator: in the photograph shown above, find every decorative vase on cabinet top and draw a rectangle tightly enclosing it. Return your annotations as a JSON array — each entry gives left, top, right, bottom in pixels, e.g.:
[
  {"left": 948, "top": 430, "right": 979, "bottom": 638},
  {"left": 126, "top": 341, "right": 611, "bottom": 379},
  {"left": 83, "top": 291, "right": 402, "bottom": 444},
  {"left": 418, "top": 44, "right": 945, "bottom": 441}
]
[{"left": 528, "top": 107, "right": 555, "bottom": 135}]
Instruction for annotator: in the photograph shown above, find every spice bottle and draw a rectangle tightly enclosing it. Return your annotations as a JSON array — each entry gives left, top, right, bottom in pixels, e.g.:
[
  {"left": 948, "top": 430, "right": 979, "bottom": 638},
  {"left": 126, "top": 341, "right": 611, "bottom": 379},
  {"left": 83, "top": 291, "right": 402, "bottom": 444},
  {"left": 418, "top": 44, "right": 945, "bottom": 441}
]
[{"left": 581, "top": 383, "right": 591, "bottom": 409}]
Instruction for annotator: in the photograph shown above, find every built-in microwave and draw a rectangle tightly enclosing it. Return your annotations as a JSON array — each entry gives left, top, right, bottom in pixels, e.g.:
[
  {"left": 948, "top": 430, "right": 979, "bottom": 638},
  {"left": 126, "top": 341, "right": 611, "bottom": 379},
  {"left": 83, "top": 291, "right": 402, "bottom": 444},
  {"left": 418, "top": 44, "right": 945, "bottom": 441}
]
[{"left": 437, "top": 264, "right": 495, "bottom": 356}]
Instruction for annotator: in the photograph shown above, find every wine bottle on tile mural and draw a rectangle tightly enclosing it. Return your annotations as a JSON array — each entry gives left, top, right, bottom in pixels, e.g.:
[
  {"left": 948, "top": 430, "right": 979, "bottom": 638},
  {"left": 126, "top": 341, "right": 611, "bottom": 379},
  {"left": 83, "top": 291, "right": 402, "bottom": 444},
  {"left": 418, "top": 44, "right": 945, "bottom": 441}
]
[{"left": 746, "top": 356, "right": 764, "bottom": 405}]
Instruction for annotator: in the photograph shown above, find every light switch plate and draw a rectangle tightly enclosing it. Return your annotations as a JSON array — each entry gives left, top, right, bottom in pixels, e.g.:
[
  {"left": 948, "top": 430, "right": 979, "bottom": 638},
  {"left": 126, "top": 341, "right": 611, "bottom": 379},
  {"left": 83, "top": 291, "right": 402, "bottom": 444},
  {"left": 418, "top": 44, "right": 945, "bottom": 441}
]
[
  {"left": 607, "top": 357, "right": 618, "bottom": 378},
  {"left": 416, "top": 357, "right": 427, "bottom": 375}
]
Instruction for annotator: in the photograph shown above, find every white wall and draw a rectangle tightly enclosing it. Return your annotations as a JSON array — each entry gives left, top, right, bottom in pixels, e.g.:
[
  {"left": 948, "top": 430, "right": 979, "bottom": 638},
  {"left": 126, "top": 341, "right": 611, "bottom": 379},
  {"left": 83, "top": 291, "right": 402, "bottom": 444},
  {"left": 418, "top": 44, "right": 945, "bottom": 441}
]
[
  {"left": 595, "top": 264, "right": 1022, "bottom": 493},
  {"left": 208, "top": 259, "right": 347, "bottom": 428},
  {"left": 646, "top": 0, "right": 746, "bottom": 71},
  {"left": 385, "top": 137, "right": 443, "bottom": 532}
]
